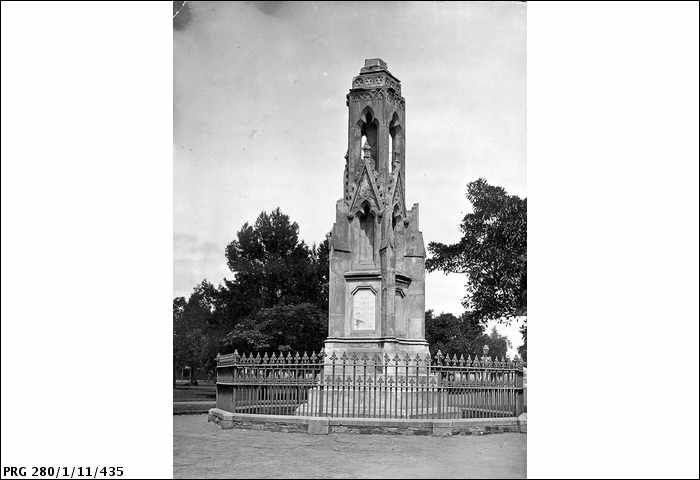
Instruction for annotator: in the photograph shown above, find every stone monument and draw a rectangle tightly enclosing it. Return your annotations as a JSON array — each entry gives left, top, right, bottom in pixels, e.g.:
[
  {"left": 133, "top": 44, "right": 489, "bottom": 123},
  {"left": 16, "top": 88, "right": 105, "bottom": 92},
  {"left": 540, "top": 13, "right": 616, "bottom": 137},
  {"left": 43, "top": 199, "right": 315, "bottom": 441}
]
[{"left": 324, "top": 58, "right": 430, "bottom": 362}]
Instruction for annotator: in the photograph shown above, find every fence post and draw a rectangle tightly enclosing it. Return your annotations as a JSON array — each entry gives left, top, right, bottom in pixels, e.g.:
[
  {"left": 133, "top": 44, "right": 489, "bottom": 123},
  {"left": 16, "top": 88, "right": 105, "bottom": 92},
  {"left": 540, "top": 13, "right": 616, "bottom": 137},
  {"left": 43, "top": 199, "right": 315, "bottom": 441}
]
[{"left": 215, "top": 353, "right": 236, "bottom": 413}]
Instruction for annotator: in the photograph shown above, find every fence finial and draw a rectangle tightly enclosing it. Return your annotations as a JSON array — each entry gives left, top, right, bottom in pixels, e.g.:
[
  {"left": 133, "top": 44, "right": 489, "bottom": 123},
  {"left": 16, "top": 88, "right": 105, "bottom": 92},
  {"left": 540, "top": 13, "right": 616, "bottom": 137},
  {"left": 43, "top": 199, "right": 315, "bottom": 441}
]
[
  {"left": 215, "top": 349, "right": 524, "bottom": 419},
  {"left": 414, "top": 353, "right": 422, "bottom": 366},
  {"left": 435, "top": 349, "right": 444, "bottom": 365}
]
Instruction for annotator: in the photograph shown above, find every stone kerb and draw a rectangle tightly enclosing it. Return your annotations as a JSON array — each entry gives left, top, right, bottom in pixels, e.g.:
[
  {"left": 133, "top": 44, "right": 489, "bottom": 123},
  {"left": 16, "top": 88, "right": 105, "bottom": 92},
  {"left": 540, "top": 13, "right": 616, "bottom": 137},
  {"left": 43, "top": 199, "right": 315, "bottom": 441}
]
[{"left": 208, "top": 408, "right": 526, "bottom": 437}]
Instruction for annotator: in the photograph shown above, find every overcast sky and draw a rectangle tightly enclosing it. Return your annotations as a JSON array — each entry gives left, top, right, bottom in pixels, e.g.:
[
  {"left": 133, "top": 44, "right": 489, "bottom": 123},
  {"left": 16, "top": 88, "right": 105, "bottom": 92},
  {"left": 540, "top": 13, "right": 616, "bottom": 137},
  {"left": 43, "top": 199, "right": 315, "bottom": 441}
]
[{"left": 174, "top": 1, "right": 526, "bottom": 352}]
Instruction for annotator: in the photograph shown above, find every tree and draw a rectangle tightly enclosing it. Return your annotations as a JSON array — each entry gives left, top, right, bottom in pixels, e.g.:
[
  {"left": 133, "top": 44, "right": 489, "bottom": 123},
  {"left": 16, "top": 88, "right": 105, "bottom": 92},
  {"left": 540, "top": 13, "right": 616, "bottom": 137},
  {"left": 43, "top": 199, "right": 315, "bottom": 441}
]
[
  {"left": 224, "top": 208, "right": 328, "bottom": 313},
  {"left": 425, "top": 310, "right": 485, "bottom": 357},
  {"left": 173, "top": 281, "right": 221, "bottom": 381},
  {"left": 517, "top": 322, "right": 527, "bottom": 362},
  {"left": 483, "top": 326, "right": 511, "bottom": 360},
  {"left": 217, "top": 208, "right": 329, "bottom": 354},
  {"left": 425, "top": 310, "right": 513, "bottom": 360},
  {"left": 426, "top": 179, "right": 526, "bottom": 323},
  {"left": 224, "top": 303, "right": 326, "bottom": 353},
  {"left": 174, "top": 208, "right": 329, "bottom": 365}
]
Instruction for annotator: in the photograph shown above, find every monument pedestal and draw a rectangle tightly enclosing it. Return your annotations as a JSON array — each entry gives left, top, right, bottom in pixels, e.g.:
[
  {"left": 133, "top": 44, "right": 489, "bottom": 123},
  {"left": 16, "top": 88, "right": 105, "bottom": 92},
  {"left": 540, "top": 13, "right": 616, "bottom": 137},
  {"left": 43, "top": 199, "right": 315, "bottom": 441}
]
[
  {"left": 295, "top": 384, "right": 458, "bottom": 419},
  {"left": 323, "top": 337, "right": 430, "bottom": 364}
]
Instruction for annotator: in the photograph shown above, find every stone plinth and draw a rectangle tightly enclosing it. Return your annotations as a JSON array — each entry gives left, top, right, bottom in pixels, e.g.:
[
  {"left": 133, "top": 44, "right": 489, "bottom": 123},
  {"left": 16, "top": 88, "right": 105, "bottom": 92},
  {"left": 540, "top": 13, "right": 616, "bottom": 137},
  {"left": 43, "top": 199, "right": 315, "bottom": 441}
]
[
  {"left": 323, "top": 337, "right": 429, "bottom": 369},
  {"left": 295, "top": 383, "right": 456, "bottom": 419}
]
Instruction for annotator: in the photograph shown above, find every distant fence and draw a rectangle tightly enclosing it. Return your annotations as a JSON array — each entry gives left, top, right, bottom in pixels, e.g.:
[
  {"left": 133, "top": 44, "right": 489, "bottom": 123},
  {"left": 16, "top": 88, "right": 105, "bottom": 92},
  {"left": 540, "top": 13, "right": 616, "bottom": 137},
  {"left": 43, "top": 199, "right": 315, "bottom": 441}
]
[{"left": 216, "top": 350, "right": 525, "bottom": 420}]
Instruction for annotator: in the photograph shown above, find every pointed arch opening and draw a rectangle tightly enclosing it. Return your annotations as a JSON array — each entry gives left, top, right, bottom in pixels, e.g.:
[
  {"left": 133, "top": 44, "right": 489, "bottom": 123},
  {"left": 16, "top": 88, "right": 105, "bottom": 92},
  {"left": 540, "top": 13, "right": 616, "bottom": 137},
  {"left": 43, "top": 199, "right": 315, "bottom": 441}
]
[
  {"left": 358, "top": 107, "right": 379, "bottom": 170},
  {"left": 358, "top": 201, "right": 375, "bottom": 264},
  {"left": 389, "top": 112, "right": 402, "bottom": 174},
  {"left": 392, "top": 203, "right": 402, "bottom": 231}
]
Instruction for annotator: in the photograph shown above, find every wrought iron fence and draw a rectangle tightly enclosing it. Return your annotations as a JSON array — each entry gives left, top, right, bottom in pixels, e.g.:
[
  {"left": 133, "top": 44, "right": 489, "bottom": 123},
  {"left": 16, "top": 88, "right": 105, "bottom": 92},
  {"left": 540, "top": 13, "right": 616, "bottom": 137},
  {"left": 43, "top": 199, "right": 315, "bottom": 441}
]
[{"left": 216, "top": 350, "right": 525, "bottom": 419}]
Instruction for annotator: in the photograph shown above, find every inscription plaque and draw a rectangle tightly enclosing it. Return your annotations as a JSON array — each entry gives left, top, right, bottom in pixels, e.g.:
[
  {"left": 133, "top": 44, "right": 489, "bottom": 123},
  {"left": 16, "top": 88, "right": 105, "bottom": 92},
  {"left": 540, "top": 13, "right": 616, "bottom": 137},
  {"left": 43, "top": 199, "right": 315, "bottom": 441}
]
[{"left": 352, "top": 289, "right": 375, "bottom": 330}]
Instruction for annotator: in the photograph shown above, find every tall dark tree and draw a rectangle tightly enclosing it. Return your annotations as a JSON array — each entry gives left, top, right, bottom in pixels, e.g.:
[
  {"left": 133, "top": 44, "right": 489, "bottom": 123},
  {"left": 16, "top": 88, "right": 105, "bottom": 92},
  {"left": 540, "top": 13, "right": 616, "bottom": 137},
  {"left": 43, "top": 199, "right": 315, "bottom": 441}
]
[
  {"left": 173, "top": 281, "right": 220, "bottom": 381},
  {"left": 425, "top": 310, "right": 513, "bottom": 359},
  {"left": 426, "top": 179, "right": 526, "bottom": 323},
  {"left": 311, "top": 239, "right": 330, "bottom": 312},
  {"left": 218, "top": 208, "right": 329, "bottom": 353},
  {"left": 174, "top": 208, "right": 329, "bottom": 371},
  {"left": 425, "top": 310, "right": 485, "bottom": 357},
  {"left": 224, "top": 303, "right": 326, "bottom": 353},
  {"left": 224, "top": 208, "right": 327, "bottom": 312}
]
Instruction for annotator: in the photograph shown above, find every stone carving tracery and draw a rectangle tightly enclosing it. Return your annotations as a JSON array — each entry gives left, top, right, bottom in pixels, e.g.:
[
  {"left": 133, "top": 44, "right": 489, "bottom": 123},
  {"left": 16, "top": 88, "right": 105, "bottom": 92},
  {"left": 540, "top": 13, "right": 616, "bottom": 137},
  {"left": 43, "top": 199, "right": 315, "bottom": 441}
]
[{"left": 348, "top": 88, "right": 405, "bottom": 111}]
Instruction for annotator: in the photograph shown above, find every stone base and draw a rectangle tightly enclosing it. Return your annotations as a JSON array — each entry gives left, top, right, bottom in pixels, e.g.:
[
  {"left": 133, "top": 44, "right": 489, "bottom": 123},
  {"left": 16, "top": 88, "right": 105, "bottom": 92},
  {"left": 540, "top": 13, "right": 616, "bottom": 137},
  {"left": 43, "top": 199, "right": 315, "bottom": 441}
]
[
  {"left": 208, "top": 408, "right": 525, "bottom": 436},
  {"left": 295, "top": 386, "right": 450, "bottom": 418},
  {"left": 324, "top": 337, "right": 430, "bottom": 363}
]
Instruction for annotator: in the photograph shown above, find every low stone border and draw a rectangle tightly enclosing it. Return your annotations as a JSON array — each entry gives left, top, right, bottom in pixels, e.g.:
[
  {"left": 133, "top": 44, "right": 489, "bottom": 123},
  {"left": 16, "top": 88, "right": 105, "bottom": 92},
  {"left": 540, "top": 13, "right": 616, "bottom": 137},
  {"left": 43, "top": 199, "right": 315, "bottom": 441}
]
[{"left": 208, "top": 408, "right": 526, "bottom": 436}]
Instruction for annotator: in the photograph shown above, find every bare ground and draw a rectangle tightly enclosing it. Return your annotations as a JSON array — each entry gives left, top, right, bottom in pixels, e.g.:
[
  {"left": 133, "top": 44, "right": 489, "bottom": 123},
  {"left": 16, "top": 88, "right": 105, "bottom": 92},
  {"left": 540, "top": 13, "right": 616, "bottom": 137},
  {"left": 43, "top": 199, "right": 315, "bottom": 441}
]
[{"left": 174, "top": 414, "right": 526, "bottom": 479}]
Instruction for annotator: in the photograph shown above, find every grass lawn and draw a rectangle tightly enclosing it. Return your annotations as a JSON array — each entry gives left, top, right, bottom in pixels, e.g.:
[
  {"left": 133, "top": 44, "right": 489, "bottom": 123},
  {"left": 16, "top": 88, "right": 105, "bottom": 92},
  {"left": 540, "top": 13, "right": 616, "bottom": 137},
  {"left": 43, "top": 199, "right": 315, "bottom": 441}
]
[{"left": 174, "top": 384, "right": 216, "bottom": 402}]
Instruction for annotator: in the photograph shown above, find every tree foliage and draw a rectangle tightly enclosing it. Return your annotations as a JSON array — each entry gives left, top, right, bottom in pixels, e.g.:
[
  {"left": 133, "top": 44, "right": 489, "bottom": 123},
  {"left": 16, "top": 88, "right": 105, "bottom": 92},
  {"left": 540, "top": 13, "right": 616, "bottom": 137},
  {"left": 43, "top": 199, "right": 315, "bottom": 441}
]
[
  {"left": 426, "top": 179, "right": 526, "bottom": 323},
  {"left": 224, "top": 208, "right": 328, "bottom": 314},
  {"left": 224, "top": 303, "right": 326, "bottom": 353},
  {"left": 425, "top": 310, "right": 485, "bottom": 357},
  {"left": 425, "top": 310, "right": 512, "bottom": 359},
  {"left": 173, "top": 281, "right": 221, "bottom": 380},
  {"left": 173, "top": 208, "right": 329, "bottom": 377},
  {"left": 483, "top": 326, "right": 511, "bottom": 360},
  {"left": 517, "top": 322, "right": 527, "bottom": 362}
]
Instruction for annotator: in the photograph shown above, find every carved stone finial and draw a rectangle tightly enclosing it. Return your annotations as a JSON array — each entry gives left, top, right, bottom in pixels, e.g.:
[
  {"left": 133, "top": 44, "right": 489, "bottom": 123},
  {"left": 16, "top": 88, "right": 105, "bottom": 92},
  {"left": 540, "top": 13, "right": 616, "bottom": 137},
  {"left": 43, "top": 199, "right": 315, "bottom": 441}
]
[
  {"left": 361, "top": 142, "right": 373, "bottom": 163},
  {"left": 391, "top": 152, "right": 400, "bottom": 172}
]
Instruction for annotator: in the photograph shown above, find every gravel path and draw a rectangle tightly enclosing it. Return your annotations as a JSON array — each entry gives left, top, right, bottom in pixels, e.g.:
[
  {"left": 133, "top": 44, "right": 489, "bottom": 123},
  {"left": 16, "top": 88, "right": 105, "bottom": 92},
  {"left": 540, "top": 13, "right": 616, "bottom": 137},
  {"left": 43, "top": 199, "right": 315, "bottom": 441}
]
[{"left": 174, "top": 414, "right": 526, "bottom": 478}]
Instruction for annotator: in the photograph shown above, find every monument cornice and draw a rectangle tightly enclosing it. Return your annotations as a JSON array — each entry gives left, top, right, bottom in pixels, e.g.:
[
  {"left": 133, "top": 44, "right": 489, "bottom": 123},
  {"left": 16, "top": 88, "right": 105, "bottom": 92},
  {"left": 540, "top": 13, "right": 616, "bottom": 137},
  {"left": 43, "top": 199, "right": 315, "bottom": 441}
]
[
  {"left": 344, "top": 270, "right": 381, "bottom": 280},
  {"left": 351, "top": 71, "right": 402, "bottom": 94},
  {"left": 395, "top": 273, "right": 412, "bottom": 287}
]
